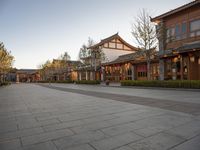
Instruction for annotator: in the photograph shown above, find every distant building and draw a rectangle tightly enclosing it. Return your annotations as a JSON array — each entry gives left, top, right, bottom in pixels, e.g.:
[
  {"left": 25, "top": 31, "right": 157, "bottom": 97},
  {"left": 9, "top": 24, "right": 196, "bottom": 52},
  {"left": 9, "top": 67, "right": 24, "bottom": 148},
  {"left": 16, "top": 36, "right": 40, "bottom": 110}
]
[
  {"left": 151, "top": 0, "right": 200, "bottom": 80},
  {"left": 5, "top": 68, "right": 17, "bottom": 82},
  {"left": 76, "top": 33, "right": 139, "bottom": 81},
  {"left": 16, "top": 69, "right": 40, "bottom": 82},
  {"left": 75, "top": 56, "right": 97, "bottom": 81},
  {"left": 40, "top": 60, "right": 82, "bottom": 81}
]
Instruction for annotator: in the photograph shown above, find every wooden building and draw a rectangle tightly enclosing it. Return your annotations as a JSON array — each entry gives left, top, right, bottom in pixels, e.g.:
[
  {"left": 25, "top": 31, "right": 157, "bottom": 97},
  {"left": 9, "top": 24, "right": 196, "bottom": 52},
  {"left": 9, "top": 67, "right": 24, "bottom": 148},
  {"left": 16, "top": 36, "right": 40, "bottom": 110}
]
[
  {"left": 151, "top": 0, "right": 200, "bottom": 80},
  {"left": 41, "top": 60, "right": 82, "bottom": 81},
  {"left": 102, "top": 50, "right": 159, "bottom": 81},
  {"left": 76, "top": 56, "right": 100, "bottom": 81},
  {"left": 77, "top": 33, "right": 138, "bottom": 81},
  {"left": 16, "top": 69, "right": 40, "bottom": 83}
]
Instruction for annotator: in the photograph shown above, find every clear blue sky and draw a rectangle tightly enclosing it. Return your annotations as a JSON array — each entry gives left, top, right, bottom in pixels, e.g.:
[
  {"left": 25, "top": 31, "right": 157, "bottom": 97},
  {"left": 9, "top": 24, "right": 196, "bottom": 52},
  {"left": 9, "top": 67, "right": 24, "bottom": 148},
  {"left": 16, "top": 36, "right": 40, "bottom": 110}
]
[{"left": 0, "top": 0, "right": 192, "bottom": 69}]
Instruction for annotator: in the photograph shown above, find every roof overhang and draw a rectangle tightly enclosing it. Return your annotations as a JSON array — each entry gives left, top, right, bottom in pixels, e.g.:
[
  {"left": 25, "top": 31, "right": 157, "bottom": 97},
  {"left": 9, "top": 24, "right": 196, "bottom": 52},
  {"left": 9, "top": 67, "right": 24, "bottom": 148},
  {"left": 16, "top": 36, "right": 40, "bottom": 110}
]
[
  {"left": 88, "top": 33, "right": 138, "bottom": 51},
  {"left": 160, "top": 41, "right": 200, "bottom": 58},
  {"left": 151, "top": 0, "right": 200, "bottom": 22}
]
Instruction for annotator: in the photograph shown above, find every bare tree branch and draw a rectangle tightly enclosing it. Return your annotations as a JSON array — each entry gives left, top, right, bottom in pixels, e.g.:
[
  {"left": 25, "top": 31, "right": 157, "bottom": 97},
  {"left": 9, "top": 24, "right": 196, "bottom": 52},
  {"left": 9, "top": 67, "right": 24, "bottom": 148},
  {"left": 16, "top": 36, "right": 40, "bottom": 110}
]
[{"left": 131, "top": 9, "right": 158, "bottom": 80}]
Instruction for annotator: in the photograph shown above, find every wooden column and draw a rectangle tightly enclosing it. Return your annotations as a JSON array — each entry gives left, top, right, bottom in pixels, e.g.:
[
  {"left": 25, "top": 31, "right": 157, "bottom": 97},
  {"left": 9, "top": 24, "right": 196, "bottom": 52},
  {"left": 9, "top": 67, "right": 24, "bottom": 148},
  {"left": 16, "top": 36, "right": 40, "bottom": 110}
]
[
  {"left": 57, "top": 75, "right": 59, "bottom": 81},
  {"left": 187, "top": 56, "right": 190, "bottom": 80},
  {"left": 79, "top": 72, "right": 82, "bottom": 81},
  {"left": 180, "top": 55, "right": 183, "bottom": 80},
  {"left": 131, "top": 65, "right": 135, "bottom": 80},
  {"left": 159, "top": 59, "right": 165, "bottom": 80},
  {"left": 16, "top": 74, "right": 19, "bottom": 83},
  {"left": 86, "top": 71, "right": 88, "bottom": 80}
]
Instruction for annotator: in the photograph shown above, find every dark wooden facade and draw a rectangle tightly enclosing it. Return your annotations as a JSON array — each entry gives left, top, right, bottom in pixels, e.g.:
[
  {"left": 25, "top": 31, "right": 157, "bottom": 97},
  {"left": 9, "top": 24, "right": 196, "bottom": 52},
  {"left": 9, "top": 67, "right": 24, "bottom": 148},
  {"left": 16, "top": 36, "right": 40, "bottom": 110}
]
[
  {"left": 152, "top": 0, "right": 200, "bottom": 80},
  {"left": 102, "top": 51, "right": 159, "bottom": 82},
  {"left": 41, "top": 60, "right": 81, "bottom": 81},
  {"left": 16, "top": 69, "right": 40, "bottom": 83}
]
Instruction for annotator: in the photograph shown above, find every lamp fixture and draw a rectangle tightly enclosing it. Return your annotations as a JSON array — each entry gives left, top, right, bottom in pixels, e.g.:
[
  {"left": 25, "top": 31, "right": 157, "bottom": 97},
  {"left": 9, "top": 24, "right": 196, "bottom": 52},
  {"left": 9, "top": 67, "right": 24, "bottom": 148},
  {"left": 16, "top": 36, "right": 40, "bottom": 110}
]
[
  {"left": 190, "top": 56, "right": 195, "bottom": 62},
  {"left": 173, "top": 57, "right": 178, "bottom": 62}
]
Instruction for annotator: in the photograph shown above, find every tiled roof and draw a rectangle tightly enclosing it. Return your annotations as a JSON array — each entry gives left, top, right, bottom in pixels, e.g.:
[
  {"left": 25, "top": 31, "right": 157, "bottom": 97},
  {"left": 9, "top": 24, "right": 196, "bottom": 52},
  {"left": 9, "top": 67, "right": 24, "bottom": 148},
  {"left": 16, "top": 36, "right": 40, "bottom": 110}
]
[
  {"left": 88, "top": 33, "right": 138, "bottom": 51},
  {"left": 102, "top": 49, "right": 158, "bottom": 65},
  {"left": 17, "top": 69, "right": 38, "bottom": 74},
  {"left": 52, "top": 59, "right": 82, "bottom": 65},
  {"left": 151, "top": 0, "right": 200, "bottom": 22},
  {"left": 75, "top": 65, "right": 101, "bottom": 71},
  {"left": 67, "top": 60, "right": 83, "bottom": 66},
  {"left": 160, "top": 41, "right": 200, "bottom": 57},
  {"left": 177, "top": 41, "right": 200, "bottom": 52}
]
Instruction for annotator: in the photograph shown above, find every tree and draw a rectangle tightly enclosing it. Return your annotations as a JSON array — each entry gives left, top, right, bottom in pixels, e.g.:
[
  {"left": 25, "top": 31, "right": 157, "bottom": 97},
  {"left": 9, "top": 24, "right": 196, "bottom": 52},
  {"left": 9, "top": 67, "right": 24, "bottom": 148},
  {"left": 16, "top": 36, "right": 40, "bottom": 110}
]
[
  {"left": 131, "top": 9, "right": 157, "bottom": 80},
  {"left": 79, "top": 44, "right": 88, "bottom": 59},
  {"left": 59, "top": 51, "right": 71, "bottom": 73},
  {"left": 78, "top": 37, "right": 95, "bottom": 60},
  {"left": 59, "top": 51, "right": 71, "bottom": 61},
  {"left": 80, "top": 37, "right": 107, "bottom": 68},
  {"left": 0, "top": 42, "right": 14, "bottom": 82},
  {"left": 38, "top": 60, "right": 52, "bottom": 80},
  {"left": 39, "top": 51, "right": 72, "bottom": 81}
]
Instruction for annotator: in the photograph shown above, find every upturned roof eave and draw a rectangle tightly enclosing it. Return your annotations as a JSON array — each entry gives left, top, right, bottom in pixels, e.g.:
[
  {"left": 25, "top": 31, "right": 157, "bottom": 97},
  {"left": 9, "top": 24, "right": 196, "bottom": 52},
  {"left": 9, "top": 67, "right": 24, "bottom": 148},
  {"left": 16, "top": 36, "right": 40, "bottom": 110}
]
[{"left": 88, "top": 33, "right": 138, "bottom": 51}]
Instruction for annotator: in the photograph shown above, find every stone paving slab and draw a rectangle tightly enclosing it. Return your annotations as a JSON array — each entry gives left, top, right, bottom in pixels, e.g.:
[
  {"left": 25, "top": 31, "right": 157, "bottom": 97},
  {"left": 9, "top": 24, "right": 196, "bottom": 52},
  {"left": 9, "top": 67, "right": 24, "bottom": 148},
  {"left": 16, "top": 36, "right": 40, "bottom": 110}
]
[
  {"left": 23, "top": 141, "right": 58, "bottom": 150},
  {"left": 115, "top": 146, "right": 133, "bottom": 150},
  {"left": 163, "top": 120, "right": 200, "bottom": 140},
  {"left": 53, "top": 130, "right": 107, "bottom": 149},
  {"left": 128, "top": 132, "right": 186, "bottom": 150},
  {"left": 0, "top": 123, "right": 18, "bottom": 134},
  {"left": 63, "top": 144, "right": 95, "bottom": 150},
  {"left": 0, "top": 84, "right": 200, "bottom": 150},
  {"left": 0, "top": 138, "right": 21, "bottom": 150},
  {"left": 90, "top": 132, "right": 143, "bottom": 150},
  {"left": 0, "top": 127, "right": 44, "bottom": 142},
  {"left": 21, "top": 128, "right": 74, "bottom": 146},
  {"left": 170, "top": 135, "right": 200, "bottom": 150},
  {"left": 48, "top": 83, "right": 200, "bottom": 103},
  {"left": 39, "top": 84, "right": 200, "bottom": 115}
]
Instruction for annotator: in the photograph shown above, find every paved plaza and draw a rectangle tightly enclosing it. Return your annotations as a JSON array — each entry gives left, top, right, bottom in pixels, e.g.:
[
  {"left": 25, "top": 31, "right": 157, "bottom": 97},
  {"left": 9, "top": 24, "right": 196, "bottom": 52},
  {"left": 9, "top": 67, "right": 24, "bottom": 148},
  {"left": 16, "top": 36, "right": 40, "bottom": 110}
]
[{"left": 0, "top": 83, "right": 200, "bottom": 150}]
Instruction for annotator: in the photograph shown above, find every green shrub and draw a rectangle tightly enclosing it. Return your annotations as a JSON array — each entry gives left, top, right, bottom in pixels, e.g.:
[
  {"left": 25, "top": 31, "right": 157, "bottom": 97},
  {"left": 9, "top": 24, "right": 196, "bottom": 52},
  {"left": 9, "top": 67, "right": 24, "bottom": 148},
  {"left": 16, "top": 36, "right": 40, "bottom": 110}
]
[
  {"left": 120, "top": 80, "right": 200, "bottom": 89},
  {"left": 55, "top": 80, "right": 74, "bottom": 83},
  {"left": 75, "top": 80, "right": 100, "bottom": 85},
  {"left": 0, "top": 81, "right": 11, "bottom": 86}
]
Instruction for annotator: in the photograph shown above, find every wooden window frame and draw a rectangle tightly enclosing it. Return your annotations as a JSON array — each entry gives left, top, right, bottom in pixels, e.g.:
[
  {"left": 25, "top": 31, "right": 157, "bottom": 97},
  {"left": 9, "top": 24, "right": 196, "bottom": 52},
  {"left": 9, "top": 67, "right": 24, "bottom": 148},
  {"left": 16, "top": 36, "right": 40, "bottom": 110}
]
[{"left": 189, "top": 19, "right": 200, "bottom": 37}]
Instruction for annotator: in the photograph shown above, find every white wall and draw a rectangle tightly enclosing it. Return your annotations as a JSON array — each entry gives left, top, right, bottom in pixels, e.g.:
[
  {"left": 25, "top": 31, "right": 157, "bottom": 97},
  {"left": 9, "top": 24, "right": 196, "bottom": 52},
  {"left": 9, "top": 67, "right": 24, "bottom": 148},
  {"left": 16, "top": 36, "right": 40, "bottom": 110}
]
[{"left": 101, "top": 48, "right": 134, "bottom": 63}]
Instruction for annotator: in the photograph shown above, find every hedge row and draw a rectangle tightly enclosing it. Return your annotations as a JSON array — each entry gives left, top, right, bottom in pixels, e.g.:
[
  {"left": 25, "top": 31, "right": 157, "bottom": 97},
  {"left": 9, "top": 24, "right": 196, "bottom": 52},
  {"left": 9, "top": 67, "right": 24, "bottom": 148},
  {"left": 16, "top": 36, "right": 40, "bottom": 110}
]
[
  {"left": 120, "top": 80, "right": 200, "bottom": 89},
  {"left": 0, "top": 82, "right": 11, "bottom": 86},
  {"left": 38, "top": 80, "right": 73, "bottom": 83},
  {"left": 75, "top": 80, "right": 100, "bottom": 85}
]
